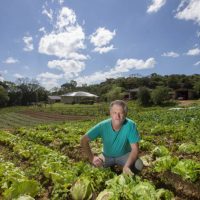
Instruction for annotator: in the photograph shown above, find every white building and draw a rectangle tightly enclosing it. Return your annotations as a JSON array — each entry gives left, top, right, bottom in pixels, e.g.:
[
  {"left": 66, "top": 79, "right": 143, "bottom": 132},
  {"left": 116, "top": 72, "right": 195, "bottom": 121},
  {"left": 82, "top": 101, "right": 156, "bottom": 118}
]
[{"left": 61, "top": 91, "right": 98, "bottom": 104}]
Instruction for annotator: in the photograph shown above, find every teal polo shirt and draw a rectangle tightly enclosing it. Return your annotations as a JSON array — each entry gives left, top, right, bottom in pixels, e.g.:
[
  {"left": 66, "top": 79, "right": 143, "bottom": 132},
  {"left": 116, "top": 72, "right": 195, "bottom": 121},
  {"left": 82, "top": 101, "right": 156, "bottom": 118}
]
[{"left": 86, "top": 118, "right": 140, "bottom": 157}]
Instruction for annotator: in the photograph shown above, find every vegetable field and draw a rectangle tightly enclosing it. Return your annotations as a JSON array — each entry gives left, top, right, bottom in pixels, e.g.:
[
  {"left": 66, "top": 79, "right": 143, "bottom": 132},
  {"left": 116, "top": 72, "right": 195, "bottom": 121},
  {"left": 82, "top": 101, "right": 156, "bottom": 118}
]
[{"left": 0, "top": 103, "right": 200, "bottom": 199}]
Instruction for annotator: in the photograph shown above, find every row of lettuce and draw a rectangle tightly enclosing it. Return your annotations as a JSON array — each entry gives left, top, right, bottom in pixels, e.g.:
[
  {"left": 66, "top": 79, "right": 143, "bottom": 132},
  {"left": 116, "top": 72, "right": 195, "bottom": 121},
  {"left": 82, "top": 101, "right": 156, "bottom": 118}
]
[
  {"left": 0, "top": 128, "right": 175, "bottom": 200},
  {"left": 0, "top": 106, "right": 199, "bottom": 199}
]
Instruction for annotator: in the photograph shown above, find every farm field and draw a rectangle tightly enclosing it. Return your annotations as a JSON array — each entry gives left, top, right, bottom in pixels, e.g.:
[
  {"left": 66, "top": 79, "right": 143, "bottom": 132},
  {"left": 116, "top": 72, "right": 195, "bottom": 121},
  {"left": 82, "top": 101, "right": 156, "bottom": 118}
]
[{"left": 0, "top": 101, "right": 199, "bottom": 199}]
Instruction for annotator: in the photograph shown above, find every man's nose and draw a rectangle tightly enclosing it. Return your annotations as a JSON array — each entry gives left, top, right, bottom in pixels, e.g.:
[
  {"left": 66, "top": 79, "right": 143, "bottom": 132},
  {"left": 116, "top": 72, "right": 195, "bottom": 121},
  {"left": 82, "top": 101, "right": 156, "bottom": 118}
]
[{"left": 116, "top": 113, "right": 120, "bottom": 118}]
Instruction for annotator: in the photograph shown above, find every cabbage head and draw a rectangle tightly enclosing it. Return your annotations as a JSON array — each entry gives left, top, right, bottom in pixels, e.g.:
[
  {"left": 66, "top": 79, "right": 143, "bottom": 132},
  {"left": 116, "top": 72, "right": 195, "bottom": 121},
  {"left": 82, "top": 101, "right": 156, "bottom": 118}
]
[
  {"left": 70, "top": 177, "right": 93, "bottom": 200},
  {"left": 96, "top": 190, "right": 116, "bottom": 200}
]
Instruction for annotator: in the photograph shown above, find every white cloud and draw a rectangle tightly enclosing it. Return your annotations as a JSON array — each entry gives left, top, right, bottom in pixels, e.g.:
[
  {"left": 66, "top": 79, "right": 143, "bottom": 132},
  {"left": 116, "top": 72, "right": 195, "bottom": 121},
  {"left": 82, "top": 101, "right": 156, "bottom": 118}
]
[
  {"left": 39, "top": 27, "right": 85, "bottom": 59},
  {"left": 0, "top": 70, "right": 8, "bottom": 74},
  {"left": 42, "top": 7, "right": 53, "bottom": 21},
  {"left": 3, "top": 57, "right": 19, "bottom": 64},
  {"left": 90, "top": 27, "right": 116, "bottom": 47},
  {"left": 0, "top": 70, "right": 7, "bottom": 82},
  {"left": 14, "top": 73, "right": 24, "bottom": 79},
  {"left": 114, "top": 58, "right": 156, "bottom": 73},
  {"left": 194, "top": 60, "right": 200, "bottom": 66},
  {"left": 0, "top": 75, "right": 4, "bottom": 82},
  {"left": 39, "top": 27, "right": 46, "bottom": 34},
  {"left": 38, "top": 6, "right": 89, "bottom": 89},
  {"left": 147, "top": 0, "right": 166, "bottom": 13},
  {"left": 36, "top": 72, "right": 63, "bottom": 90},
  {"left": 39, "top": 7, "right": 86, "bottom": 61},
  {"left": 75, "top": 57, "right": 156, "bottom": 85},
  {"left": 93, "top": 45, "right": 115, "bottom": 54},
  {"left": 48, "top": 59, "right": 85, "bottom": 77},
  {"left": 55, "top": 7, "right": 76, "bottom": 31},
  {"left": 175, "top": 0, "right": 200, "bottom": 25},
  {"left": 58, "top": 0, "right": 64, "bottom": 5},
  {"left": 186, "top": 47, "right": 200, "bottom": 56},
  {"left": 197, "top": 31, "right": 200, "bottom": 37},
  {"left": 23, "top": 36, "right": 34, "bottom": 51},
  {"left": 162, "top": 51, "right": 179, "bottom": 57}
]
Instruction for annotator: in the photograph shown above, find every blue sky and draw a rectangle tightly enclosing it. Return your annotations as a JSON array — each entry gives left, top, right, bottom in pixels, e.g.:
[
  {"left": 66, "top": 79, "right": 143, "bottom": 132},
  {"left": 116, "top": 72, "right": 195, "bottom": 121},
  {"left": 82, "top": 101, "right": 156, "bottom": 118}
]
[{"left": 0, "top": 0, "right": 200, "bottom": 90}]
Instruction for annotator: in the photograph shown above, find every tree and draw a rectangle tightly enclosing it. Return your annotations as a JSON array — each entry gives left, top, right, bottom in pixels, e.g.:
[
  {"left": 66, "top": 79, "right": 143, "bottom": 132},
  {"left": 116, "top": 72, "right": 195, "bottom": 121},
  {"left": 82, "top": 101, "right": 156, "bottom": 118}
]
[
  {"left": 105, "top": 86, "right": 125, "bottom": 101},
  {"left": 0, "top": 86, "right": 9, "bottom": 107},
  {"left": 61, "top": 80, "right": 77, "bottom": 93},
  {"left": 151, "top": 86, "right": 170, "bottom": 105},
  {"left": 137, "top": 87, "right": 151, "bottom": 106},
  {"left": 193, "top": 82, "right": 200, "bottom": 98}
]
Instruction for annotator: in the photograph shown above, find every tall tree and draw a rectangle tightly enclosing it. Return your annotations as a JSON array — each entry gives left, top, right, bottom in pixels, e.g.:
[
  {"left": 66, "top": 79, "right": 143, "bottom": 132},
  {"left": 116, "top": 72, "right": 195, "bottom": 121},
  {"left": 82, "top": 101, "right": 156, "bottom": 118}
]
[
  {"left": 137, "top": 87, "right": 151, "bottom": 106},
  {"left": 151, "top": 86, "right": 170, "bottom": 105},
  {"left": 0, "top": 86, "right": 9, "bottom": 107}
]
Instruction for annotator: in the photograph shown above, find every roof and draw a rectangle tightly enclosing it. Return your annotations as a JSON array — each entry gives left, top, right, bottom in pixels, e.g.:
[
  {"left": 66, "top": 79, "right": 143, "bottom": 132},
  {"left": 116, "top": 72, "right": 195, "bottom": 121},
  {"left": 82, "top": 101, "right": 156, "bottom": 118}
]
[
  {"left": 48, "top": 96, "right": 61, "bottom": 100},
  {"left": 61, "top": 91, "right": 98, "bottom": 97}
]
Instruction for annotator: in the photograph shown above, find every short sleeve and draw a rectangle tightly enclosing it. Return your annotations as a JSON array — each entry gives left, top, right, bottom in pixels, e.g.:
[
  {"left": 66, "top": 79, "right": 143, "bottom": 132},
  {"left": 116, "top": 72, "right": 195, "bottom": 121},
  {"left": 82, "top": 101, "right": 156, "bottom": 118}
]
[
  {"left": 128, "top": 122, "right": 140, "bottom": 144},
  {"left": 86, "top": 123, "right": 101, "bottom": 141}
]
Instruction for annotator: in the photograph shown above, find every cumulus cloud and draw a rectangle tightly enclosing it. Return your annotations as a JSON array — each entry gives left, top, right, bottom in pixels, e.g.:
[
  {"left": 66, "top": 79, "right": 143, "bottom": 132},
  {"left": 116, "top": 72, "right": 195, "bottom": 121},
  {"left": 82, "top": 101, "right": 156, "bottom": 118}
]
[
  {"left": 58, "top": 0, "right": 64, "bottom": 4},
  {"left": 14, "top": 73, "right": 24, "bottom": 79},
  {"left": 186, "top": 47, "right": 200, "bottom": 56},
  {"left": 48, "top": 59, "right": 85, "bottom": 77},
  {"left": 162, "top": 51, "right": 179, "bottom": 57},
  {"left": 39, "top": 27, "right": 85, "bottom": 58},
  {"left": 51, "top": 0, "right": 64, "bottom": 5},
  {"left": 194, "top": 60, "right": 200, "bottom": 66},
  {"left": 0, "top": 75, "right": 4, "bottom": 82},
  {"left": 0, "top": 70, "right": 7, "bottom": 82},
  {"left": 175, "top": 0, "right": 200, "bottom": 25},
  {"left": 3, "top": 57, "right": 19, "bottom": 64},
  {"left": 93, "top": 45, "right": 115, "bottom": 54},
  {"left": 55, "top": 7, "right": 77, "bottom": 30},
  {"left": 38, "top": 6, "right": 87, "bottom": 83},
  {"left": 90, "top": 27, "right": 116, "bottom": 54},
  {"left": 38, "top": 27, "right": 46, "bottom": 34},
  {"left": 114, "top": 58, "right": 156, "bottom": 72},
  {"left": 23, "top": 36, "right": 34, "bottom": 51},
  {"left": 0, "top": 70, "right": 8, "bottom": 74},
  {"left": 90, "top": 27, "right": 116, "bottom": 47},
  {"left": 42, "top": 7, "right": 53, "bottom": 21},
  {"left": 89, "top": 27, "right": 116, "bottom": 54},
  {"left": 39, "top": 7, "right": 86, "bottom": 60},
  {"left": 75, "top": 57, "right": 156, "bottom": 85},
  {"left": 147, "top": 0, "right": 166, "bottom": 13},
  {"left": 36, "top": 72, "right": 63, "bottom": 90}
]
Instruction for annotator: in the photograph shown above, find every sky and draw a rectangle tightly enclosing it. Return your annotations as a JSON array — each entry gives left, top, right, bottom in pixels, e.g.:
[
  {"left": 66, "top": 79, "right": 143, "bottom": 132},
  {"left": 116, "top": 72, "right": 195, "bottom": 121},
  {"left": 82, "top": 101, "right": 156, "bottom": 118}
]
[{"left": 0, "top": 0, "right": 200, "bottom": 90}]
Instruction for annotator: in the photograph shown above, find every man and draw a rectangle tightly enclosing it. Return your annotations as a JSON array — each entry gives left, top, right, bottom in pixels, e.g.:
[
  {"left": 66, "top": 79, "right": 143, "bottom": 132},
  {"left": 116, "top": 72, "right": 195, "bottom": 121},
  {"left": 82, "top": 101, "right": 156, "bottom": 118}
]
[{"left": 81, "top": 100, "right": 143, "bottom": 175}]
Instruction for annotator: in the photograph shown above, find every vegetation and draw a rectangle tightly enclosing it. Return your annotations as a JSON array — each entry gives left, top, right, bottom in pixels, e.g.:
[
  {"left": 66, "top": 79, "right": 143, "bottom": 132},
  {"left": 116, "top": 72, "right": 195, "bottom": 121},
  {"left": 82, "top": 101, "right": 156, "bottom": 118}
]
[
  {"left": 1, "top": 74, "right": 200, "bottom": 108},
  {"left": 0, "top": 101, "right": 199, "bottom": 199}
]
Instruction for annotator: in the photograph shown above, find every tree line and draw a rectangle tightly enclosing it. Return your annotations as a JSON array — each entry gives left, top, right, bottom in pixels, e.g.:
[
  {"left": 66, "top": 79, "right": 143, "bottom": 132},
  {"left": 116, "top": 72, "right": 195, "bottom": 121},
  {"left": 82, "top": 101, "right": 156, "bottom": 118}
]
[{"left": 0, "top": 73, "right": 200, "bottom": 107}]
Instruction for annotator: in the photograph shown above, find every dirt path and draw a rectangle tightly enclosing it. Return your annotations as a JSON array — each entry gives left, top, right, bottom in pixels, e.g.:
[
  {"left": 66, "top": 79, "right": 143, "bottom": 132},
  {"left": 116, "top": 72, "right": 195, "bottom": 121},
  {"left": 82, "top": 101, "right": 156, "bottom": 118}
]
[
  {"left": 19, "top": 110, "right": 94, "bottom": 121},
  {"left": 177, "top": 100, "right": 198, "bottom": 107}
]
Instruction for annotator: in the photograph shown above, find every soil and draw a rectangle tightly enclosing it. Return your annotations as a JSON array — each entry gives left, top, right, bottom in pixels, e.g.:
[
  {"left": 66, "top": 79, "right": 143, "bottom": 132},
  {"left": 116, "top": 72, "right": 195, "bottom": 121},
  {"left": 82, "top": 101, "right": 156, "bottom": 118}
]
[
  {"left": 177, "top": 100, "right": 198, "bottom": 107},
  {"left": 142, "top": 168, "right": 200, "bottom": 200},
  {"left": 19, "top": 110, "right": 94, "bottom": 121}
]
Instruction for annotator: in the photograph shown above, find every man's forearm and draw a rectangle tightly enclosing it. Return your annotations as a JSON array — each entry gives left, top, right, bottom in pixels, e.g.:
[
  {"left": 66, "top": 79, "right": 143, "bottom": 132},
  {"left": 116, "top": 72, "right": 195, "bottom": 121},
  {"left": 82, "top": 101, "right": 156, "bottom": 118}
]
[{"left": 124, "top": 149, "right": 138, "bottom": 168}]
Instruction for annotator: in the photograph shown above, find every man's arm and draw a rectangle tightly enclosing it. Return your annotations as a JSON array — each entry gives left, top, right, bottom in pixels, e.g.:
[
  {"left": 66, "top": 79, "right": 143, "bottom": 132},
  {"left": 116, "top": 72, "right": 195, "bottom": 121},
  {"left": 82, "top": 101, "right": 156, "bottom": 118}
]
[
  {"left": 123, "top": 143, "right": 139, "bottom": 175},
  {"left": 80, "top": 135, "right": 103, "bottom": 167}
]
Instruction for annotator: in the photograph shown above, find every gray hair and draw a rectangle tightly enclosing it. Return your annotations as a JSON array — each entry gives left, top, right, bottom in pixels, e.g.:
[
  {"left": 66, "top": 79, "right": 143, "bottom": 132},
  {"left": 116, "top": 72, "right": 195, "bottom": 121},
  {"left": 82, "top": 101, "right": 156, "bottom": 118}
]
[{"left": 109, "top": 100, "right": 128, "bottom": 116}]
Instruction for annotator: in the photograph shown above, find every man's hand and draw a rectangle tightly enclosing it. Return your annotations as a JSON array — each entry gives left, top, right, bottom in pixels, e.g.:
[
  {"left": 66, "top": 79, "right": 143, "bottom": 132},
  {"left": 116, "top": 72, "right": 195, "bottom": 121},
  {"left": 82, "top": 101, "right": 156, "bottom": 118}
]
[
  {"left": 92, "top": 156, "right": 103, "bottom": 167},
  {"left": 123, "top": 166, "right": 134, "bottom": 176}
]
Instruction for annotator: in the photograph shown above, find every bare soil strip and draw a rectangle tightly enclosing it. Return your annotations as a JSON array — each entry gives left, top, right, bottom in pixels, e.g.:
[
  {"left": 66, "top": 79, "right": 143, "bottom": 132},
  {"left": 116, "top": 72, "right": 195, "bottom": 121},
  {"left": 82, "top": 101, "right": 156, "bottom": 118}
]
[{"left": 19, "top": 110, "right": 94, "bottom": 121}]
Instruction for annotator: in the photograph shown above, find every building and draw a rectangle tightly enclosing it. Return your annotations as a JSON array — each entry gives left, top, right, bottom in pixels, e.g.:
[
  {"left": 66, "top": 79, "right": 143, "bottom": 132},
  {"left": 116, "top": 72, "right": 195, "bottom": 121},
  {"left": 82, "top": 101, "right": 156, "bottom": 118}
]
[
  {"left": 61, "top": 91, "right": 98, "bottom": 104},
  {"left": 48, "top": 96, "right": 61, "bottom": 104}
]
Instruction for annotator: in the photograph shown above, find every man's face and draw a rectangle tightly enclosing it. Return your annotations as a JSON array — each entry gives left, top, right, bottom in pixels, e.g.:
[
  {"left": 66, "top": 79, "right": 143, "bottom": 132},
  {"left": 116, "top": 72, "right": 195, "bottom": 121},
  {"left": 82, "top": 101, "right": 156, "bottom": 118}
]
[{"left": 110, "top": 104, "right": 126, "bottom": 127}]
